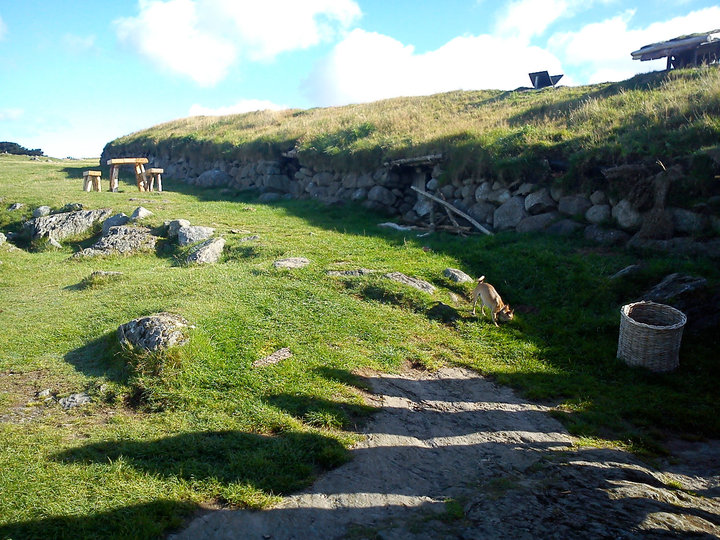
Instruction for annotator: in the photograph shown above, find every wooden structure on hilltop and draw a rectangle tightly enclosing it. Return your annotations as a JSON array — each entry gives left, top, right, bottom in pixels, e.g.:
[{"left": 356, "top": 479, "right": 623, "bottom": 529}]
[{"left": 632, "top": 29, "right": 720, "bottom": 70}]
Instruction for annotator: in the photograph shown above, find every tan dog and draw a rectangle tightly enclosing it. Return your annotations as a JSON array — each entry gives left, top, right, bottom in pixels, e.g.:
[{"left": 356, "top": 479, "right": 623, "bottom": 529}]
[{"left": 471, "top": 276, "right": 514, "bottom": 326}]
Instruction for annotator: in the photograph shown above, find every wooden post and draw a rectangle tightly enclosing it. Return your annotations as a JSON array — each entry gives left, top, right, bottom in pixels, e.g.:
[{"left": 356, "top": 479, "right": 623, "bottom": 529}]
[
  {"left": 83, "top": 173, "right": 91, "bottom": 191},
  {"left": 110, "top": 165, "right": 119, "bottom": 192}
]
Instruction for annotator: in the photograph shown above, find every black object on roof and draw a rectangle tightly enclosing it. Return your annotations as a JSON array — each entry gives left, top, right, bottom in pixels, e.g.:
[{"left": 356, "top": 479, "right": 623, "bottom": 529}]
[{"left": 529, "top": 71, "right": 563, "bottom": 89}]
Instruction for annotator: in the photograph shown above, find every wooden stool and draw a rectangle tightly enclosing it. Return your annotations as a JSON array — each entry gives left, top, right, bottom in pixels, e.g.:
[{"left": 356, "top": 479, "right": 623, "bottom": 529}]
[
  {"left": 146, "top": 168, "right": 164, "bottom": 192},
  {"left": 83, "top": 171, "right": 102, "bottom": 192}
]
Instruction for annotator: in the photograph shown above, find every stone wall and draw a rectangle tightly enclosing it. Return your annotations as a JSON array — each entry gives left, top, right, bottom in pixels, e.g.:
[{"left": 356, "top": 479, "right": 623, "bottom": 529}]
[{"left": 101, "top": 147, "right": 720, "bottom": 257}]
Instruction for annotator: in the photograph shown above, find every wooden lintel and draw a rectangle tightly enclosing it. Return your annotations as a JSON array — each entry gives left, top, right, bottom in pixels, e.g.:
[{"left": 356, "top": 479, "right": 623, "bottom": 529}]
[
  {"left": 385, "top": 153, "right": 443, "bottom": 168},
  {"left": 106, "top": 157, "right": 149, "bottom": 165}
]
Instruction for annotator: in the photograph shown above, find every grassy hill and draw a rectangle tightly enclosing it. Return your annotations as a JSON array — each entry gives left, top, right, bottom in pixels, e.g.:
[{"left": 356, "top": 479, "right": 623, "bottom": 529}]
[{"left": 108, "top": 68, "right": 720, "bottom": 192}]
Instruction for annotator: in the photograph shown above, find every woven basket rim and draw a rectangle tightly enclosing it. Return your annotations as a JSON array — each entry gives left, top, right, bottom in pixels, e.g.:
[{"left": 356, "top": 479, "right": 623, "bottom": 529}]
[{"left": 620, "top": 301, "right": 687, "bottom": 331}]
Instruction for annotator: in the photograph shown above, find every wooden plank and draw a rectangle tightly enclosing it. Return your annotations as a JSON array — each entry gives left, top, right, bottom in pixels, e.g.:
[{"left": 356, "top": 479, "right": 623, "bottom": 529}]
[
  {"left": 411, "top": 186, "right": 493, "bottom": 236},
  {"left": 83, "top": 170, "right": 102, "bottom": 176},
  {"left": 106, "top": 157, "right": 149, "bottom": 165}
]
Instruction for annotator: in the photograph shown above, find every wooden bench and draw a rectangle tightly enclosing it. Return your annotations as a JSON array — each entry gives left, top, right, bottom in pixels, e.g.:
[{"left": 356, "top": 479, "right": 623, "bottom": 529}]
[
  {"left": 145, "top": 168, "right": 164, "bottom": 192},
  {"left": 106, "top": 158, "right": 149, "bottom": 192},
  {"left": 83, "top": 170, "right": 102, "bottom": 192}
]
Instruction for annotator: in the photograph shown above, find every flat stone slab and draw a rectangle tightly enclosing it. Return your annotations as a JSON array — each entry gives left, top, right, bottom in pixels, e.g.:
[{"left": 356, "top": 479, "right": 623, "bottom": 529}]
[
  {"left": 326, "top": 268, "right": 377, "bottom": 277},
  {"left": 274, "top": 257, "right": 310, "bottom": 269},
  {"left": 186, "top": 237, "right": 226, "bottom": 265},
  {"left": 178, "top": 225, "right": 215, "bottom": 246},
  {"left": 74, "top": 226, "right": 158, "bottom": 258},
  {"left": 25, "top": 208, "right": 113, "bottom": 241},
  {"left": 252, "top": 348, "right": 292, "bottom": 368},
  {"left": 443, "top": 268, "right": 473, "bottom": 283},
  {"left": 118, "top": 312, "right": 192, "bottom": 352},
  {"left": 384, "top": 271, "right": 436, "bottom": 293},
  {"left": 59, "top": 392, "right": 91, "bottom": 409}
]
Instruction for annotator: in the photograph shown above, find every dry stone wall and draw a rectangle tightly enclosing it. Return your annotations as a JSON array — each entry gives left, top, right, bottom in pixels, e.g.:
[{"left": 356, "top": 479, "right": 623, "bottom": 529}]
[{"left": 101, "top": 147, "right": 720, "bottom": 257}]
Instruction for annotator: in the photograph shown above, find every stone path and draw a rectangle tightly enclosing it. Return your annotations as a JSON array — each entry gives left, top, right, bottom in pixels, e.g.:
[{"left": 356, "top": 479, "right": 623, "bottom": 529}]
[{"left": 172, "top": 367, "right": 720, "bottom": 539}]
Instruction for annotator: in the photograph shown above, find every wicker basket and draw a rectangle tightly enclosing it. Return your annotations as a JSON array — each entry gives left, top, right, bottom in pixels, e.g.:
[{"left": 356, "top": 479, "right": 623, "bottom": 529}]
[{"left": 617, "top": 301, "right": 687, "bottom": 372}]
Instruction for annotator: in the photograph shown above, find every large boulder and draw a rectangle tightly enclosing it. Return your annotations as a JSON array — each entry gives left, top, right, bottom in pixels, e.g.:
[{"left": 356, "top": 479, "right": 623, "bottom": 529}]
[
  {"left": 130, "top": 206, "right": 153, "bottom": 221},
  {"left": 367, "top": 186, "right": 397, "bottom": 207},
  {"left": 612, "top": 200, "right": 642, "bottom": 231},
  {"left": 524, "top": 188, "right": 556, "bottom": 215},
  {"left": 584, "top": 225, "right": 629, "bottom": 246},
  {"left": 669, "top": 208, "right": 707, "bottom": 235},
  {"left": 493, "top": 196, "right": 528, "bottom": 231},
  {"left": 558, "top": 195, "right": 592, "bottom": 217},
  {"left": 32, "top": 206, "right": 51, "bottom": 218},
  {"left": 546, "top": 219, "right": 583, "bottom": 236},
  {"left": 467, "top": 202, "right": 495, "bottom": 224},
  {"left": 118, "top": 312, "right": 192, "bottom": 352},
  {"left": 177, "top": 225, "right": 215, "bottom": 246},
  {"left": 166, "top": 219, "right": 191, "bottom": 239},
  {"left": 196, "top": 169, "right": 233, "bottom": 188},
  {"left": 74, "top": 226, "right": 158, "bottom": 257},
  {"left": 585, "top": 204, "right": 611, "bottom": 225},
  {"left": 641, "top": 273, "right": 719, "bottom": 334},
  {"left": 25, "top": 208, "right": 113, "bottom": 241},
  {"left": 186, "top": 237, "right": 226, "bottom": 265},
  {"left": 516, "top": 212, "right": 559, "bottom": 233}
]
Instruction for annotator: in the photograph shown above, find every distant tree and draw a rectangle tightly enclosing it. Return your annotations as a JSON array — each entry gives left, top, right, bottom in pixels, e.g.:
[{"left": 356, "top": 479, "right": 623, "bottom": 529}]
[{"left": 0, "top": 141, "right": 44, "bottom": 156}]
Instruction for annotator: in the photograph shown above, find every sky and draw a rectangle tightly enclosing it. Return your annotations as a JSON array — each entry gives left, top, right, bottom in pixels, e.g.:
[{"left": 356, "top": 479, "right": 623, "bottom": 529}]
[{"left": 1, "top": 0, "right": 719, "bottom": 158}]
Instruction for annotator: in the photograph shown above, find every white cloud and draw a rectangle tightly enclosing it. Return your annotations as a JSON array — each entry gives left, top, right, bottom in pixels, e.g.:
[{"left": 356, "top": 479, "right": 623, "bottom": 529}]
[
  {"left": 496, "top": 0, "right": 578, "bottom": 41},
  {"left": 115, "top": 0, "right": 361, "bottom": 86},
  {"left": 305, "top": 29, "right": 564, "bottom": 106},
  {"left": 0, "top": 108, "right": 23, "bottom": 121},
  {"left": 548, "top": 6, "right": 720, "bottom": 83},
  {"left": 189, "top": 99, "right": 287, "bottom": 116}
]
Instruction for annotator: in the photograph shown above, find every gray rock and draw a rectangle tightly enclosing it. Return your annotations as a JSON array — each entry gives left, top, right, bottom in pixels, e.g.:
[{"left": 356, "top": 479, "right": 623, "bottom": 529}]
[
  {"left": 474, "top": 182, "right": 491, "bottom": 202},
  {"left": 196, "top": 169, "right": 233, "bottom": 187},
  {"left": 493, "top": 196, "right": 528, "bottom": 231},
  {"left": 558, "top": 195, "right": 592, "bottom": 217},
  {"left": 166, "top": 219, "right": 191, "bottom": 239},
  {"left": 130, "top": 206, "right": 153, "bottom": 221},
  {"left": 177, "top": 225, "right": 215, "bottom": 246},
  {"left": 487, "top": 188, "right": 511, "bottom": 205},
  {"left": 0, "top": 232, "right": 5, "bottom": 246},
  {"left": 356, "top": 173, "right": 374, "bottom": 188},
  {"left": 59, "top": 392, "right": 91, "bottom": 409},
  {"left": 327, "top": 268, "right": 377, "bottom": 277},
  {"left": 32, "top": 206, "right": 51, "bottom": 218},
  {"left": 443, "top": 268, "right": 473, "bottom": 283},
  {"left": 118, "top": 312, "right": 192, "bottom": 352},
  {"left": 384, "top": 272, "right": 436, "bottom": 293},
  {"left": 669, "top": 207, "right": 707, "bottom": 235},
  {"left": 186, "top": 237, "right": 225, "bottom": 265},
  {"left": 59, "top": 203, "right": 84, "bottom": 213},
  {"left": 239, "top": 235, "right": 260, "bottom": 242},
  {"left": 274, "top": 257, "right": 310, "bottom": 269},
  {"left": 264, "top": 174, "right": 291, "bottom": 192},
  {"left": 440, "top": 185, "right": 455, "bottom": 199},
  {"left": 641, "top": 273, "right": 719, "bottom": 334},
  {"left": 426, "top": 178, "right": 439, "bottom": 191},
  {"left": 590, "top": 190, "right": 608, "bottom": 205},
  {"left": 25, "top": 208, "right": 113, "bottom": 241},
  {"left": 102, "top": 213, "right": 130, "bottom": 235},
  {"left": 584, "top": 225, "right": 630, "bottom": 245},
  {"left": 635, "top": 208, "right": 674, "bottom": 240},
  {"left": 74, "top": 226, "right": 158, "bottom": 257},
  {"left": 609, "top": 264, "right": 642, "bottom": 280},
  {"left": 313, "top": 172, "right": 335, "bottom": 187},
  {"left": 48, "top": 237, "right": 62, "bottom": 249},
  {"left": 549, "top": 185, "right": 564, "bottom": 202},
  {"left": 546, "top": 219, "right": 583, "bottom": 236},
  {"left": 468, "top": 202, "right": 495, "bottom": 224},
  {"left": 8, "top": 203, "right": 24, "bottom": 211},
  {"left": 413, "top": 198, "right": 434, "bottom": 217},
  {"left": 516, "top": 182, "right": 535, "bottom": 196},
  {"left": 351, "top": 188, "right": 367, "bottom": 201},
  {"left": 612, "top": 199, "right": 642, "bottom": 231},
  {"left": 516, "top": 211, "right": 559, "bottom": 233},
  {"left": 524, "top": 188, "right": 556, "bottom": 215},
  {"left": 367, "top": 185, "right": 397, "bottom": 207},
  {"left": 585, "top": 204, "right": 611, "bottom": 225}
]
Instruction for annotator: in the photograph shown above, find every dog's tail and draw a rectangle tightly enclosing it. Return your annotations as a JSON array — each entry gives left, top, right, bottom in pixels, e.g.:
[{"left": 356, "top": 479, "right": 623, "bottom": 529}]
[{"left": 477, "top": 275, "right": 485, "bottom": 283}]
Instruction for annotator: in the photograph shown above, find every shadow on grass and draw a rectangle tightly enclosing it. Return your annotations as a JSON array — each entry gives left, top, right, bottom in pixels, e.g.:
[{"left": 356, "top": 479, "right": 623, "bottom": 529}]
[
  {"left": 265, "top": 393, "right": 377, "bottom": 430},
  {"left": 52, "top": 430, "right": 348, "bottom": 496},
  {"left": 64, "top": 331, "right": 129, "bottom": 383},
  {"left": 0, "top": 499, "right": 197, "bottom": 540}
]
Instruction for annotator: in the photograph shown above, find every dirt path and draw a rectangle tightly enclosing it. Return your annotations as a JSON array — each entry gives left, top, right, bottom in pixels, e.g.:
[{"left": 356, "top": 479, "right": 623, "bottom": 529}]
[{"left": 172, "top": 366, "right": 720, "bottom": 539}]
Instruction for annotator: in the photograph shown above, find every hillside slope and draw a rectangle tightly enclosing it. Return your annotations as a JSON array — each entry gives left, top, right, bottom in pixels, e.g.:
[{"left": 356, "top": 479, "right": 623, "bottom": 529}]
[{"left": 107, "top": 68, "right": 720, "bottom": 190}]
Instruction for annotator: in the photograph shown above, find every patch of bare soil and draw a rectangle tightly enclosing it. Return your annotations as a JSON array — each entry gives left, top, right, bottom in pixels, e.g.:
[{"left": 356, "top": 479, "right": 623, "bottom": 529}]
[{"left": 172, "top": 367, "right": 719, "bottom": 539}]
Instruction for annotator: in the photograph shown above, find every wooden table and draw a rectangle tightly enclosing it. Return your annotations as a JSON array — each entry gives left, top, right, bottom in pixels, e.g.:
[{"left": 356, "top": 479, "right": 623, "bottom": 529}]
[{"left": 106, "top": 158, "right": 149, "bottom": 192}]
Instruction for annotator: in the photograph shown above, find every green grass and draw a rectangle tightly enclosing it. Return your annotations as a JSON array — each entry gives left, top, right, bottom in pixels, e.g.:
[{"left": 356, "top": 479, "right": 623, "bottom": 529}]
[
  {"left": 1, "top": 154, "right": 719, "bottom": 538},
  {"left": 107, "top": 68, "right": 720, "bottom": 196}
]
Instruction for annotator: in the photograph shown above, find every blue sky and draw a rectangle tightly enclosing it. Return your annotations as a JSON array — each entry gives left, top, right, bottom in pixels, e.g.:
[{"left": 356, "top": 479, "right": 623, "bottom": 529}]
[{"left": 1, "top": 0, "right": 718, "bottom": 158}]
